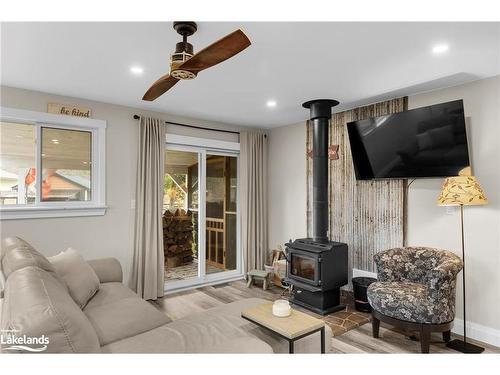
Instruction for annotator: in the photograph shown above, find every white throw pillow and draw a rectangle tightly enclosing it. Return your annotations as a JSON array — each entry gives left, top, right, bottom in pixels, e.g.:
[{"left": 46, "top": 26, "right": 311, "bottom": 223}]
[{"left": 49, "top": 248, "right": 100, "bottom": 309}]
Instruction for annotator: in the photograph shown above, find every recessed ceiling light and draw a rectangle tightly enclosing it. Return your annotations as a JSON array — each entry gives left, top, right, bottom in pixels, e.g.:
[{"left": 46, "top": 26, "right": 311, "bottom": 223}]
[
  {"left": 432, "top": 44, "right": 449, "bottom": 55},
  {"left": 130, "top": 66, "right": 144, "bottom": 75},
  {"left": 51, "top": 139, "right": 59, "bottom": 144},
  {"left": 266, "top": 100, "right": 277, "bottom": 108}
]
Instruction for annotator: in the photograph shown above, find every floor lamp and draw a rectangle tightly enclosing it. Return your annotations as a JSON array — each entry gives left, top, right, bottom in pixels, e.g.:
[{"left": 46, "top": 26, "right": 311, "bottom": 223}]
[{"left": 437, "top": 175, "right": 488, "bottom": 354}]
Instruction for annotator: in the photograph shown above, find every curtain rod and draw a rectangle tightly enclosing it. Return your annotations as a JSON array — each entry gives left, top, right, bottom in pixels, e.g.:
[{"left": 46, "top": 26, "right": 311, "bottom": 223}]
[{"left": 132, "top": 114, "right": 240, "bottom": 135}]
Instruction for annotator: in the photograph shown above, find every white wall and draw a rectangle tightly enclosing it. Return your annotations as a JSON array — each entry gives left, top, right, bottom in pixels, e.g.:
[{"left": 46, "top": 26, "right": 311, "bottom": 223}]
[
  {"left": 268, "top": 76, "right": 500, "bottom": 344},
  {"left": 268, "top": 122, "right": 308, "bottom": 250},
  {"left": 0, "top": 86, "right": 254, "bottom": 284},
  {"left": 407, "top": 76, "right": 500, "bottom": 339}
]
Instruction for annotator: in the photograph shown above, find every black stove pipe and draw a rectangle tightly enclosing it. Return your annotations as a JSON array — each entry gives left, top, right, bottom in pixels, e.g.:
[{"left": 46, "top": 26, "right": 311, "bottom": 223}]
[{"left": 302, "top": 99, "right": 340, "bottom": 243}]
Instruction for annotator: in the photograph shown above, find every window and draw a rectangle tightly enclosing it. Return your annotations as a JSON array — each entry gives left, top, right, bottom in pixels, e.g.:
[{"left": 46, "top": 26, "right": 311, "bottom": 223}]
[
  {"left": 0, "top": 122, "right": 36, "bottom": 205},
  {"left": 0, "top": 107, "right": 106, "bottom": 219},
  {"left": 41, "top": 127, "right": 92, "bottom": 202}
]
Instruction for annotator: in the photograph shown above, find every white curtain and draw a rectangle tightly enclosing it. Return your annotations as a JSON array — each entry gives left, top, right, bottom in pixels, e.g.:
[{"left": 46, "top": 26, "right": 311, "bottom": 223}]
[
  {"left": 240, "top": 131, "right": 268, "bottom": 273},
  {"left": 130, "top": 116, "right": 165, "bottom": 300}
]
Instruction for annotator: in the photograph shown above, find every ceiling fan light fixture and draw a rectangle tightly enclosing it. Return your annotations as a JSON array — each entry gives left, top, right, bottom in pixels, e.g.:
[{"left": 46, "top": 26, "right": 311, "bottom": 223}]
[{"left": 171, "top": 69, "right": 196, "bottom": 80}]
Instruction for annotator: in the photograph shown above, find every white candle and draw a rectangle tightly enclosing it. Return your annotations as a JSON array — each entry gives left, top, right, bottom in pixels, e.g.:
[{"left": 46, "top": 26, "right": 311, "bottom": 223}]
[{"left": 272, "top": 299, "right": 291, "bottom": 317}]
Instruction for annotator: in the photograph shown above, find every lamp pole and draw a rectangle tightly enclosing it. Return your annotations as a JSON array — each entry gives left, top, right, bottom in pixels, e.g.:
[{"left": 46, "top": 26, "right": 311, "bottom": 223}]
[
  {"left": 446, "top": 204, "right": 484, "bottom": 353},
  {"left": 461, "top": 204, "right": 467, "bottom": 347}
]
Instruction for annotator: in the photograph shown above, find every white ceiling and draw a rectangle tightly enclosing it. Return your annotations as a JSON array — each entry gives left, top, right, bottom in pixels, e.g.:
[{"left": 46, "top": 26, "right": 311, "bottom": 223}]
[{"left": 1, "top": 22, "right": 499, "bottom": 128}]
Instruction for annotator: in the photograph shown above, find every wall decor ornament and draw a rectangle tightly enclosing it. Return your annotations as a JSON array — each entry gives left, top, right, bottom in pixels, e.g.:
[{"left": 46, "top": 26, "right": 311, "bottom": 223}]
[{"left": 47, "top": 103, "right": 92, "bottom": 118}]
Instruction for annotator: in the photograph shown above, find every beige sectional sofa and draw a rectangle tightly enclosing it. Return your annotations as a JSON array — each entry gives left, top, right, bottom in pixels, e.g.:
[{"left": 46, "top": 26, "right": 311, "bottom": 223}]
[{"left": 0, "top": 237, "right": 331, "bottom": 353}]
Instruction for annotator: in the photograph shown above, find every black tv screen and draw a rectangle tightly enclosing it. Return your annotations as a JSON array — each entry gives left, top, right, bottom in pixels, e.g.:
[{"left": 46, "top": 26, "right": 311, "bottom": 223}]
[{"left": 346, "top": 100, "right": 470, "bottom": 180}]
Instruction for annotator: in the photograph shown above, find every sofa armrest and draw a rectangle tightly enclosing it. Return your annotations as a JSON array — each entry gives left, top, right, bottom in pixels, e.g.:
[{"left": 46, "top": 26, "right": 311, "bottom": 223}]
[{"left": 87, "top": 258, "right": 123, "bottom": 283}]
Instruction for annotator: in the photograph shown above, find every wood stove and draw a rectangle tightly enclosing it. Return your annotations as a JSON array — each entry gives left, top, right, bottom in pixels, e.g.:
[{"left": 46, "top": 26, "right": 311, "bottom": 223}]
[
  {"left": 285, "top": 238, "right": 348, "bottom": 314},
  {"left": 284, "top": 99, "right": 348, "bottom": 315}
]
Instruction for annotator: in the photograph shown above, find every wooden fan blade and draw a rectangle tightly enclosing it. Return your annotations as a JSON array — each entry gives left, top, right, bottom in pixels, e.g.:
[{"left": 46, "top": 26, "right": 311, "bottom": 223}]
[
  {"left": 179, "top": 29, "right": 251, "bottom": 73},
  {"left": 142, "top": 74, "right": 179, "bottom": 101}
]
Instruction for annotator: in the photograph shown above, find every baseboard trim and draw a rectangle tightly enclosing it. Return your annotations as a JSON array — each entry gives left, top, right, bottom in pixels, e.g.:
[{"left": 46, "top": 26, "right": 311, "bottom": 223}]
[
  {"left": 164, "top": 274, "right": 245, "bottom": 295},
  {"left": 452, "top": 318, "right": 500, "bottom": 348},
  {"left": 352, "top": 268, "right": 377, "bottom": 279}
]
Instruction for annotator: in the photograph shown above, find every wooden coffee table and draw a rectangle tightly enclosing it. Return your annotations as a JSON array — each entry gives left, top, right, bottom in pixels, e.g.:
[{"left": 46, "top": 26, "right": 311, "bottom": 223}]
[{"left": 241, "top": 302, "right": 326, "bottom": 353}]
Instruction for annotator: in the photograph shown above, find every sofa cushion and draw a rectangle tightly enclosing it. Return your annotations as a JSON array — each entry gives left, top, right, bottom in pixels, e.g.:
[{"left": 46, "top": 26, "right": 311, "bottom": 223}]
[
  {"left": 1, "top": 237, "right": 57, "bottom": 279},
  {"left": 85, "top": 282, "right": 138, "bottom": 310},
  {"left": 49, "top": 248, "right": 100, "bottom": 309},
  {"left": 83, "top": 295, "right": 170, "bottom": 346},
  {"left": 177, "top": 298, "right": 331, "bottom": 353},
  {"left": 102, "top": 298, "right": 331, "bottom": 353},
  {"left": 1, "top": 266, "right": 100, "bottom": 353},
  {"left": 204, "top": 337, "right": 274, "bottom": 353},
  {"left": 101, "top": 323, "right": 273, "bottom": 353}
]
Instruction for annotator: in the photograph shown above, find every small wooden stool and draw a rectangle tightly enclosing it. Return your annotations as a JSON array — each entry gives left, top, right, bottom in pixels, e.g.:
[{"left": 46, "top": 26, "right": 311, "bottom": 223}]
[{"left": 246, "top": 269, "right": 270, "bottom": 290}]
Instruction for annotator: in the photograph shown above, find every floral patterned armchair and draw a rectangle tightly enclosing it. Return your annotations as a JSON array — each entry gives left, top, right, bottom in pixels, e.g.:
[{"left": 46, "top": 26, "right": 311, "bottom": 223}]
[{"left": 367, "top": 247, "right": 463, "bottom": 353}]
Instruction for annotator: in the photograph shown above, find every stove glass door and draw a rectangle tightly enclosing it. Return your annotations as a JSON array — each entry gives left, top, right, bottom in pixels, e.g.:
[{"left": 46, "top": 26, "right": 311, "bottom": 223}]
[{"left": 290, "top": 253, "right": 317, "bottom": 281}]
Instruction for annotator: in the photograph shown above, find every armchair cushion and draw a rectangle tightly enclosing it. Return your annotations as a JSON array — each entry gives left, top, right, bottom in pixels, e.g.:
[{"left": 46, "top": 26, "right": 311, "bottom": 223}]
[{"left": 368, "top": 281, "right": 436, "bottom": 323}]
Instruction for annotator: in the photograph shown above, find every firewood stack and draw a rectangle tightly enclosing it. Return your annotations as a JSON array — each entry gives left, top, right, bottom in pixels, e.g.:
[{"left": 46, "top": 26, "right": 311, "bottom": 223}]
[{"left": 163, "top": 209, "right": 194, "bottom": 269}]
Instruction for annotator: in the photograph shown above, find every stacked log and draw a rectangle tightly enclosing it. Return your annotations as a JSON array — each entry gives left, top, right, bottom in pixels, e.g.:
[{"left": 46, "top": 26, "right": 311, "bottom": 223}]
[{"left": 163, "top": 209, "right": 194, "bottom": 268}]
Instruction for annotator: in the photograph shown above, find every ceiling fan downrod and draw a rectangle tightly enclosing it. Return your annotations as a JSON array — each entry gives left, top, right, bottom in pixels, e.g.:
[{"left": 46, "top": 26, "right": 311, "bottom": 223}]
[{"left": 170, "top": 21, "right": 198, "bottom": 79}]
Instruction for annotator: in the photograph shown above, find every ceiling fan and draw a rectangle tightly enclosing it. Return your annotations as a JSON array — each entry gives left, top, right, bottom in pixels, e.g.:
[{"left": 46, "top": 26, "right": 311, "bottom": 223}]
[{"left": 142, "top": 22, "right": 251, "bottom": 101}]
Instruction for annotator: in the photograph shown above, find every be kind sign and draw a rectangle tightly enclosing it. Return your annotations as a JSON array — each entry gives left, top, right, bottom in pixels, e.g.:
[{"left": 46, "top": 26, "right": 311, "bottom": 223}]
[{"left": 48, "top": 103, "right": 91, "bottom": 118}]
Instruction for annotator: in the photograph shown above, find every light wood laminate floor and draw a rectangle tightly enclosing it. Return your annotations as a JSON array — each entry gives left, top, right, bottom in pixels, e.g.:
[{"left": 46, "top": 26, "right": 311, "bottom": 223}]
[{"left": 154, "top": 280, "right": 500, "bottom": 354}]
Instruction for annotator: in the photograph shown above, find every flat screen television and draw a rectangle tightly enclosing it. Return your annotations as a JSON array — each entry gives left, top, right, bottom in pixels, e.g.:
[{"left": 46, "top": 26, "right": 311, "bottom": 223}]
[{"left": 346, "top": 99, "right": 470, "bottom": 180}]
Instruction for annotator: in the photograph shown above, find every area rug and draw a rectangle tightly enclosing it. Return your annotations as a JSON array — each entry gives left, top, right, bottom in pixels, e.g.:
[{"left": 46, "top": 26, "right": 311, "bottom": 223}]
[{"left": 324, "top": 292, "right": 371, "bottom": 336}]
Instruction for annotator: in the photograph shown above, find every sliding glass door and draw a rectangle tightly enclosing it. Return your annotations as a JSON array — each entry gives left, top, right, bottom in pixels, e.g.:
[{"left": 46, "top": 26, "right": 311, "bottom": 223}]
[{"left": 163, "top": 145, "right": 240, "bottom": 291}]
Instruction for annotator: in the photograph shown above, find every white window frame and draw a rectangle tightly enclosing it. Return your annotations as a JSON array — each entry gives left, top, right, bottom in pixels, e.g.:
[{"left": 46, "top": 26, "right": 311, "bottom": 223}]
[
  {"left": 0, "top": 107, "right": 106, "bottom": 220},
  {"left": 164, "top": 134, "right": 243, "bottom": 293}
]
